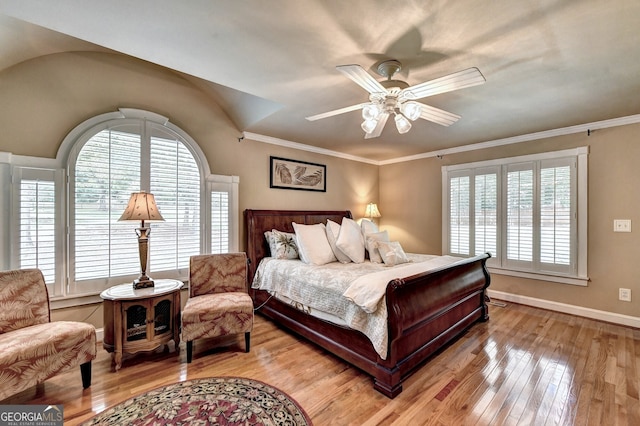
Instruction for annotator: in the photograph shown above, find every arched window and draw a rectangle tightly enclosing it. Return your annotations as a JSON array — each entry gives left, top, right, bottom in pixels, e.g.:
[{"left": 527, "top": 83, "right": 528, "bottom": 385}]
[
  {"left": 68, "top": 114, "right": 201, "bottom": 293},
  {"left": 11, "top": 108, "right": 238, "bottom": 300}
]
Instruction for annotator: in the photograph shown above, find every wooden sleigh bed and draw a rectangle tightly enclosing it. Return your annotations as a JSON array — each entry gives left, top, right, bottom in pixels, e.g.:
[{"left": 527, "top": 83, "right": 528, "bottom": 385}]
[{"left": 244, "top": 209, "right": 491, "bottom": 398}]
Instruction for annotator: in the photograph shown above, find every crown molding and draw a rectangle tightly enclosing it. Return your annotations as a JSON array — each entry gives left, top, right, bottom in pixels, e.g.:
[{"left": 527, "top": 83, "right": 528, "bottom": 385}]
[
  {"left": 380, "top": 114, "right": 640, "bottom": 165},
  {"left": 244, "top": 114, "right": 640, "bottom": 166},
  {"left": 241, "top": 132, "right": 379, "bottom": 165}
]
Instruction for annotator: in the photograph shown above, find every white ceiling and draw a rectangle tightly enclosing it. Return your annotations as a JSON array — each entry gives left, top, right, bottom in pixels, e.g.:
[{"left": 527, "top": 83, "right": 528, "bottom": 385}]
[{"left": 1, "top": 0, "right": 639, "bottom": 161}]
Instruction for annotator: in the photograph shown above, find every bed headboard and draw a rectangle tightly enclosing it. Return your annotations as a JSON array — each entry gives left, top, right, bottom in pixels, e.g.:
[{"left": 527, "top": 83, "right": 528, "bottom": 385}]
[{"left": 244, "top": 209, "right": 352, "bottom": 281}]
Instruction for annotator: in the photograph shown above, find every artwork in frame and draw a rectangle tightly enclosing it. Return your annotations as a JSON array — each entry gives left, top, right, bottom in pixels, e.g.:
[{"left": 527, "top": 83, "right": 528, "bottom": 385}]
[{"left": 270, "top": 156, "right": 326, "bottom": 192}]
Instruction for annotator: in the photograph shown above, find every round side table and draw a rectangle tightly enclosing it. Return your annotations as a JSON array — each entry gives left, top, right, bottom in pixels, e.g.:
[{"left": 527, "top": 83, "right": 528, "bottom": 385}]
[{"left": 100, "top": 279, "right": 183, "bottom": 370}]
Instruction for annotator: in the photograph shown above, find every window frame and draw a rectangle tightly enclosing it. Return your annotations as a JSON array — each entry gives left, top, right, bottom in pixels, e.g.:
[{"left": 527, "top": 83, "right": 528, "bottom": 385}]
[
  {"left": 11, "top": 166, "right": 65, "bottom": 297},
  {"left": 442, "top": 146, "right": 588, "bottom": 286},
  {"left": 5, "top": 108, "right": 239, "bottom": 306}
]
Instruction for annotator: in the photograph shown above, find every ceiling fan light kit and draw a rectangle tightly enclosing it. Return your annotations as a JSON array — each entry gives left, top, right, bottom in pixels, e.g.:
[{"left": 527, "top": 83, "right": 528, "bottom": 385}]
[
  {"left": 306, "top": 59, "right": 486, "bottom": 139},
  {"left": 394, "top": 113, "right": 412, "bottom": 134}
]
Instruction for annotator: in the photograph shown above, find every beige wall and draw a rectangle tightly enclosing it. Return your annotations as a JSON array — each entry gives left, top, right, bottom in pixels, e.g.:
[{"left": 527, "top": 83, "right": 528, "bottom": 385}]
[
  {"left": 3, "top": 50, "right": 638, "bottom": 325},
  {"left": 0, "top": 52, "right": 377, "bottom": 328},
  {"left": 380, "top": 124, "right": 640, "bottom": 317}
]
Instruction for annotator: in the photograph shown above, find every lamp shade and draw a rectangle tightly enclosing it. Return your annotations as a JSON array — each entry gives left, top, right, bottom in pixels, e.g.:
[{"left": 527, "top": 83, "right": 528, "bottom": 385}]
[
  {"left": 364, "top": 203, "right": 381, "bottom": 219},
  {"left": 118, "top": 191, "right": 165, "bottom": 223},
  {"left": 361, "top": 119, "right": 378, "bottom": 134},
  {"left": 401, "top": 101, "right": 422, "bottom": 121},
  {"left": 394, "top": 113, "right": 412, "bottom": 134},
  {"left": 362, "top": 103, "right": 381, "bottom": 121}
]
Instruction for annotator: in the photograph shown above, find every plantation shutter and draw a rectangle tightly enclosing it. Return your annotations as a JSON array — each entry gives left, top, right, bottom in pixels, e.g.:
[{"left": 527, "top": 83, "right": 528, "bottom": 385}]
[
  {"left": 443, "top": 148, "right": 584, "bottom": 282},
  {"left": 449, "top": 174, "right": 470, "bottom": 255},
  {"left": 474, "top": 172, "right": 498, "bottom": 258},
  {"left": 73, "top": 127, "right": 141, "bottom": 285},
  {"left": 538, "top": 158, "right": 575, "bottom": 274},
  {"left": 505, "top": 164, "right": 534, "bottom": 268},
  {"left": 149, "top": 133, "right": 200, "bottom": 272},
  {"left": 70, "top": 121, "right": 202, "bottom": 294},
  {"left": 211, "top": 190, "right": 229, "bottom": 253},
  {"left": 17, "top": 170, "right": 57, "bottom": 287}
]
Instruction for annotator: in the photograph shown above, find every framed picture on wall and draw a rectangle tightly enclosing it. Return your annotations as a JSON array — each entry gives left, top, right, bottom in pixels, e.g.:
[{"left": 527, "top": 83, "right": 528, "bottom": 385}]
[{"left": 270, "top": 156, "right": 326, "bottom": 192}]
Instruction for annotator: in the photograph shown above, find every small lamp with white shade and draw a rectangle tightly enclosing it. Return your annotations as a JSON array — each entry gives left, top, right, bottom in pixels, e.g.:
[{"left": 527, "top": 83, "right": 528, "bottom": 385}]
[
  {"left": 118, "top": 191, "right": 165, "bottom": 289},
  {"left": 364, "top": 203, "right": 381, "bottom": 224}
]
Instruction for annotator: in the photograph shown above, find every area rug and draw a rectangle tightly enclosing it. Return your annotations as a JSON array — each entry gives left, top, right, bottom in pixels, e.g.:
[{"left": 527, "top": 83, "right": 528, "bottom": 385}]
[{"left": 82, "top": 377, "right": 312, "bottom": 425}]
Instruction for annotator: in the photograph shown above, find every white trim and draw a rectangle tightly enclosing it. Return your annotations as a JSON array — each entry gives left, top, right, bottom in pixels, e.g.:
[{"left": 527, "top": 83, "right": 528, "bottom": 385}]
[
  {"left": 56, "top": 110, "right": 126, "bottom": 163},
  {"left": 443, "top": 146, "right": 588, "bottom": 171},
  {"left": 244, "top": 115, "right": 639, "bottom": 165},
  {"left": 242, "top": 132, "right": 379, "bottom": 165},
  {"left": 380, "top": 114, "right": 640, "bottom": 165},
  {"left": 443, "top": 147, "right": 588, "bottom": 282},
  {"left": 488, "top": 289, "right": 640, "bottom": 329},
  {"left": 489, "top": 267, "right": 588, "bottom": 286}
]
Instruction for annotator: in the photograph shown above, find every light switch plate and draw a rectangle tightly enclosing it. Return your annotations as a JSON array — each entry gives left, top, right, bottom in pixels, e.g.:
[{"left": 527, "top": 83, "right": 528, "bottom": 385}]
[{"left": 614, "top": 219, "right": 632, "bottom": 232}]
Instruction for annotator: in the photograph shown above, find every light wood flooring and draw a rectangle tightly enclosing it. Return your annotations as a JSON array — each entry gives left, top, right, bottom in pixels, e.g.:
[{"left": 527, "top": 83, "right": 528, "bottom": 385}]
[{"left": 3, "top": 300, "right": 640, "bottom": 425}]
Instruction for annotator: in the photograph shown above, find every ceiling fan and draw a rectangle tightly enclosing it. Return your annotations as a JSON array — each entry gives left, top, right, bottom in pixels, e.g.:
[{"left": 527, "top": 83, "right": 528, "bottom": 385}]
[{"left": 306, "top": 60, "right": 486, "bottom": 138}]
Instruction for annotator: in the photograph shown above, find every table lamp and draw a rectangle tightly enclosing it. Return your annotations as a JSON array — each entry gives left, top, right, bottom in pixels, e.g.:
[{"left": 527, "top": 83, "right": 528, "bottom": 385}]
[{"left": 118, "top": 191, "right": 165, "bottom": 289}]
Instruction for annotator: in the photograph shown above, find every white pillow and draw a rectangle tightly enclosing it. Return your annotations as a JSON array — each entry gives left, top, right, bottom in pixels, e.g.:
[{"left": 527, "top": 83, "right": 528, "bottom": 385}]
[
  {"left": 365, "top": 230, "right": 389, "bottom": 263},
  {"left": 271, "top": 229, "right": 299, "bottom": 259},
  {"left": 336, "top": 217, "right": 365, "bottom": 263},
  {"left": 325, "top": 220, "right": 352, "bottom": 263},
  {"left": 377, "top": 241, "right": 410, "bottom": 266},
  {"left": 361, "top": 219, "right": 381, "bottom": 261},
  {"left": 360, "top": 218, "right": 379, "bottom": 235},
  {"left": 292, "top": 222, "right": 337, "bottom": 265}
]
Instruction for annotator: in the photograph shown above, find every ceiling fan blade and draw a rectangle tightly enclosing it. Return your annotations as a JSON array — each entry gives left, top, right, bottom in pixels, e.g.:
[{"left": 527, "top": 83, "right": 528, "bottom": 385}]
[
  {"left": 364, "top": 113, "right": 389, "bottom": 139},
  {"left": 417, "top": 102, "right": 461, "bottom": 126},
  {"left": 305, "top": 103, "right": 365, "bottom": 121},
  {"left": 336, "top": 64, "right": 387, "bottom": 94},
  {"left": 402, "top": 67, "right": 486, "bottom": 100}
]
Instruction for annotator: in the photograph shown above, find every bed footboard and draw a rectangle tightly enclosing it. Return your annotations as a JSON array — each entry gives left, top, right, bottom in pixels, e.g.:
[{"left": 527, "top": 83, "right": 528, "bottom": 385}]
[{"left": 374, "top": 253, "right": 491, "bottom": 397}]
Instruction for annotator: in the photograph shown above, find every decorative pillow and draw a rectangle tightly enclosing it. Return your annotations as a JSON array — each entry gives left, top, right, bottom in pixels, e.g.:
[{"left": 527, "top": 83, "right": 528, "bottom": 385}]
[
  {"left": 365, "top": 230, "right": 390, "bottom": 263},
  {"left": 336, "top": 217, "right": 365, "bottom": 263},
  {"left": 271, "top": 229, "right": 299, "bottom": 259},
  {"left": 264, "top": 231, "right": 277, "bottom": 257},
  {"left": 360, "top": 218, "right": 379, "bottom": 235},
  {"left": 377, "top": 241, "right": 410, "bottom": 266},
  {"left": 361, "top": 219, "right": 381, "bottom": 261},
  {"left": 292, "top": 222, "right": 337, "bottom": 265},
  {"left": 325, "top": 220, "right": 352, "bottom": 263}
]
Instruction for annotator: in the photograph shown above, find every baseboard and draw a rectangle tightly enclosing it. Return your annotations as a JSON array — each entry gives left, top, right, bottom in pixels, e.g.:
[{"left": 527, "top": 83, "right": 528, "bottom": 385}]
[
  {"left": 96, "top": 328, "right": 104, "bottom": 343},
  {"left": 487, "top": 289, "right": 640, "bottom": 329}
]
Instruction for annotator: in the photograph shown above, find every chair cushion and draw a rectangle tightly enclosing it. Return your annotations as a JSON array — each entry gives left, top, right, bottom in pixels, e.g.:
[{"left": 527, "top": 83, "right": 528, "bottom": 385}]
[
  {"left": 189, "top": 253, "right": 248, "bottom": 297},
  {"left": 0, "top": 269, "right": 49, "bottom": 333},
  {"left": 0, "top": 321, "right": 96, "bottom": 400},
  {"left": 182, "top": 292, "right": 254, "bottom": 342}
]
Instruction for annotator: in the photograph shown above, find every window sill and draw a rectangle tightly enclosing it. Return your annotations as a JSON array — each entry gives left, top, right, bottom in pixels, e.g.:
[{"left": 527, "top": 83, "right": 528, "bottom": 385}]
[{"left": 488, "top": 267, "right": 589, "bottom": 286}]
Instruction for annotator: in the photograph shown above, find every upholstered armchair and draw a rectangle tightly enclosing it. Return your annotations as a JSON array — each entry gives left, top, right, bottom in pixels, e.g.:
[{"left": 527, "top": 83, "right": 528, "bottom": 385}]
[
  {"left": 182, "top": 253, "right": 254, "bottom": 363},
  {"left": 0, "top": 269, "right": 97, "bottom": 400}
]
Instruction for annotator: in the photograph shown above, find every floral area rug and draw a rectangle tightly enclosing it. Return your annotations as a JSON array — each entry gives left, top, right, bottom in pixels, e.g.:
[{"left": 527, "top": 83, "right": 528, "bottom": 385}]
[{"left": 82, "top": 377, "right": 312, "bottom": 425}]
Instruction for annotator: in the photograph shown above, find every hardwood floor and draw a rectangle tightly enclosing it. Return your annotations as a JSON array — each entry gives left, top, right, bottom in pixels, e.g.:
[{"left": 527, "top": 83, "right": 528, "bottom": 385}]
[{"left": 3, "top": 300, "right": 640, "bottom": 425}]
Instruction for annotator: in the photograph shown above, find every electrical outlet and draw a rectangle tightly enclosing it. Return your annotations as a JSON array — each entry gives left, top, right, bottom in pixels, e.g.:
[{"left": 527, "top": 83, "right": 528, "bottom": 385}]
[
  {"left": 619, "top": 288, "right": 632, "bottom": 302},
  {"left": 614, "top": 219, "right": 632, "bottom": 232}
]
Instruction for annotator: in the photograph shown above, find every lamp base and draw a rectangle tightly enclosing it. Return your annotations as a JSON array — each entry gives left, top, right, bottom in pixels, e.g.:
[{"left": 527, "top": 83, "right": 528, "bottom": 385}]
[{"left": 133, "top": 277, "right": 155, "bottom": 289}]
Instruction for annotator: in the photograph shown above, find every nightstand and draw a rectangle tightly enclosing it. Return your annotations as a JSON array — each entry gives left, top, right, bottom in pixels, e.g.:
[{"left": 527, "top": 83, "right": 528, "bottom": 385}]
[{"left": 101, "top": 279, "right": 183, "bottom": 370}]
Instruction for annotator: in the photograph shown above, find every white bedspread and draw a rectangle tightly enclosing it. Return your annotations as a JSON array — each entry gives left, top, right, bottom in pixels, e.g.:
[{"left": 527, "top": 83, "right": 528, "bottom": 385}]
[{"left": 252, "top": 254, "right": 461, "bottom": 359}]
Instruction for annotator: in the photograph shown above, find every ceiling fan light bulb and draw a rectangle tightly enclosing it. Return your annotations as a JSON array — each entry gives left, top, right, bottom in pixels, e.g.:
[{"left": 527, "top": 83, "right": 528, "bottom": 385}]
[
  {"left": 362, "top": 104, "right": 380, "bottom": 121},
  {"left": 361, "top": 119, "right": 378, "bottom": 134},
  {"left": 394, "top": 114, "right": 412, "bottom": 134},
  {"left": 401, "top": 101, "right": 422, "bottom": 121}
]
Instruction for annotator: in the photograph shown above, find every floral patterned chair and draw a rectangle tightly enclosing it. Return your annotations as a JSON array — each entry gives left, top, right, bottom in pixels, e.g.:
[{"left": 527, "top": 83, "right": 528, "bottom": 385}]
[
  {"left": 0, "top": 269, "right": 97, "bottom": 400},
  {"left": 182, "top": 253, "right": 254, "bottom": 363}
]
